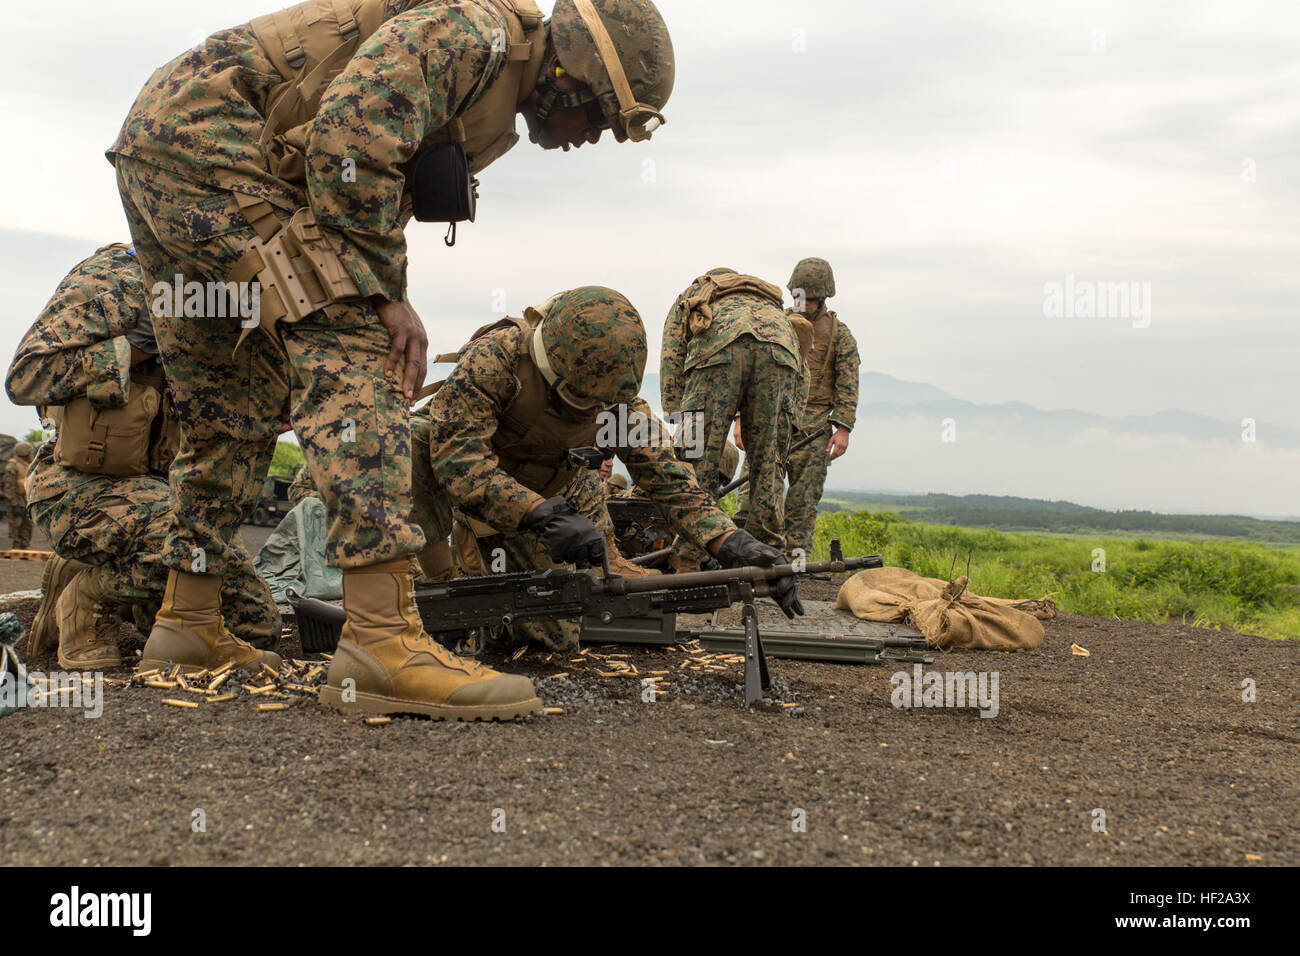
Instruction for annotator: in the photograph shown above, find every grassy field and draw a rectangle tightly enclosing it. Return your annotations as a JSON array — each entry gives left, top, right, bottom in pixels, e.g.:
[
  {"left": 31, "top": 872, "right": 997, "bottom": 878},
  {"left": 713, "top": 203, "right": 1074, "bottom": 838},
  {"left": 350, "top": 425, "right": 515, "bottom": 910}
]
[
  {"left": 818, "top": 491, "right": 1300, "bottom": 543},
  {"left": 807, "top": 511, "right": 1300, "bottom": 640}
]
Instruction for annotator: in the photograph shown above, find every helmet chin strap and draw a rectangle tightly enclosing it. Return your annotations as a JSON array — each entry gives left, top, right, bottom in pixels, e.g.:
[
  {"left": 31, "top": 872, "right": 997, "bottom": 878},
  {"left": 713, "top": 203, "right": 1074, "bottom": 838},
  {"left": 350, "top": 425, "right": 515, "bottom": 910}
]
[
  {"left": 528, "top": 51, "right": 596, "bottom": 151},
  {"left": 530, "top": 319, "right": 560, "bottom": 387},
  {"left": 529, "top": 302, "right": 603, "bottom": 411}
]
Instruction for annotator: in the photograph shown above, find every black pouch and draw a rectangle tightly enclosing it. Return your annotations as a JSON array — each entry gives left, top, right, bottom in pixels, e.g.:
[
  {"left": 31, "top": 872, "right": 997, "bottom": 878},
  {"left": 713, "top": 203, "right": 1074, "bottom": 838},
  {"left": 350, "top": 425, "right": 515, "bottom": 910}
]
[{"left": 409, "top": 143, "right": 479, "bottom": 245}]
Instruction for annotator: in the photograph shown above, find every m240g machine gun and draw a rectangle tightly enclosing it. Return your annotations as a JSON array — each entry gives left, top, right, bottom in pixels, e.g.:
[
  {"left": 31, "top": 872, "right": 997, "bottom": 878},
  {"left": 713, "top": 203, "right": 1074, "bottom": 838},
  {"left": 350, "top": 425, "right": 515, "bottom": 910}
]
[{"left": 290, "top": 553, "right": 890, "bottom": 706}]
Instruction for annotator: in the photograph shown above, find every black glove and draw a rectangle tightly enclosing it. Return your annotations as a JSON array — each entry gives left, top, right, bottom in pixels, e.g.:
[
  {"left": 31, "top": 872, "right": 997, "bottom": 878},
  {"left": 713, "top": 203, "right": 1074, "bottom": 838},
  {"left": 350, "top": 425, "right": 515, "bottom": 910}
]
[
  {"left": 522, "top": 496, "right": 605, "bottom": 566},
  {"left": 714, "top": 529, "right": 805, "bottom": 619}
]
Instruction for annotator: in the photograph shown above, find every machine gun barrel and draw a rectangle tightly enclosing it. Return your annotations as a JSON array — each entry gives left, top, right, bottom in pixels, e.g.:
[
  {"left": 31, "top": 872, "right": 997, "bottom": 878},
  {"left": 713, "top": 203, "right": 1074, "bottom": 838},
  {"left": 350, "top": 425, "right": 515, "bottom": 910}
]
[{"left": 602, "top": 554, "right": 882, "bottom": 595}]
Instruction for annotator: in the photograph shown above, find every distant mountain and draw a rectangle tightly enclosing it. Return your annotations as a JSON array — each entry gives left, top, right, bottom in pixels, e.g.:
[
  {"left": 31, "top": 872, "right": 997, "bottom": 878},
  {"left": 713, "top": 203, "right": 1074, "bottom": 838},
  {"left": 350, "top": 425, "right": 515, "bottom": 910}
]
[
  {"left": 638, "top": 369, "right": 1296, "bottom": 450},
  {"left": 852, "top": 399, "right": 1300, "bottom": 449},
  {"left": 638, "top": 370, "right": 950, "bottom": 410},
  {"left": 857, "top": 372, "right": 951, "bottom": 405}
]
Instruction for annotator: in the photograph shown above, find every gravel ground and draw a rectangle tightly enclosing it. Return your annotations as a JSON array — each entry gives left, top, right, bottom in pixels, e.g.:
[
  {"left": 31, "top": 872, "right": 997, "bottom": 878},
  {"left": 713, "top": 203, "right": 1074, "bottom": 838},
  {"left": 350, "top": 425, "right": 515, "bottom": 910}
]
[{"left": 1, "top": 569, "right": 1296, "bottom": 867}]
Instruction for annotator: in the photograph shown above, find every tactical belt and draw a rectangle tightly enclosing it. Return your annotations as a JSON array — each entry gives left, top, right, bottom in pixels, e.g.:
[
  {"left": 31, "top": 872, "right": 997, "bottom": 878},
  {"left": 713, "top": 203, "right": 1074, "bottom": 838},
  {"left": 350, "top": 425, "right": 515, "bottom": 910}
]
[{"left": 228, "top": 197, "right": 360, "bottom": 351}]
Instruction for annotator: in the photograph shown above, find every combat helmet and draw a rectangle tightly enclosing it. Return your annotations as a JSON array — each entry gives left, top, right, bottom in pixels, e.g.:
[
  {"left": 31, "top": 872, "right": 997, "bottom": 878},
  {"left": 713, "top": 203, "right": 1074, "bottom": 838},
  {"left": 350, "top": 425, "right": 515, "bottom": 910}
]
[
  {"left": 547, "top": 0, "right": 674, "bottom": 142},
  {"left": 12, "top": 442, "right": 33, "bottom": 458},
  {"left": 788, "top": 257, "right": 836, "bottom": 300},
  {"left": 528, "top": 286, "right": 647, "bottom": 409}
]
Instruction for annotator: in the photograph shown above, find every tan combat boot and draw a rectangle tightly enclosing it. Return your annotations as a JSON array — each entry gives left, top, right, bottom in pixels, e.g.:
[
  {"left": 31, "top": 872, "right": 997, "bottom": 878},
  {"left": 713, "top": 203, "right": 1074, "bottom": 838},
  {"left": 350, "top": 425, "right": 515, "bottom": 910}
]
[
  {"left": 29, "top": 556, "right": 89, "bottom": 658},
  {"left": 416, "top": 537, "right": 454, "bottom": 582},
  {"left": 319, "top": 558, "right": 542, "bottom": 720},
  {"left": 137, "top": 570, "right": 282, "bottom": 675},
  {"left": 56, "top": 570, "right": 123, "bottom": 671}
]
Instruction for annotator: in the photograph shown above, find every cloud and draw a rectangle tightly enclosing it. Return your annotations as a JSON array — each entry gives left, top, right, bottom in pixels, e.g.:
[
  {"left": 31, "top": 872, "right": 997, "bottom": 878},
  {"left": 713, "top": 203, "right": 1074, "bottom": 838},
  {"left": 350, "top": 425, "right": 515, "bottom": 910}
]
[{"left": 0, "top": 0, "right": 1295, "bottom": 513}]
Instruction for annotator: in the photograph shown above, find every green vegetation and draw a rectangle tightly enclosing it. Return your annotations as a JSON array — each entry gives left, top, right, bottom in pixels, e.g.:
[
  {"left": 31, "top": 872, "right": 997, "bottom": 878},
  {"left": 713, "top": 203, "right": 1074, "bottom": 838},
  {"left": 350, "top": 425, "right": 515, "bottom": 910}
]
[
  {"left": 820, "top": 491, "right": 1300, "bottom": 544},
  {"left": 809, "top": 511, "right": 1300, "bottom": 640},
  {"left": 269, "top": 440, "right": 304, "bottom": 475},
  {"left": 23, "top": 428, "right": 45, "bottom": 444}
]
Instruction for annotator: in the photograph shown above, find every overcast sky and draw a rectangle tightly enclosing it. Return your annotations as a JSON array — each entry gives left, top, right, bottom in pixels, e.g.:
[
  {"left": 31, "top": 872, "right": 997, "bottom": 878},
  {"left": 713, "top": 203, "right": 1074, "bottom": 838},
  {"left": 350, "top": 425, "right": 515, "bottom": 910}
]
[{"left": 1, "top": 0, "right": 1296, "bottom": 511}]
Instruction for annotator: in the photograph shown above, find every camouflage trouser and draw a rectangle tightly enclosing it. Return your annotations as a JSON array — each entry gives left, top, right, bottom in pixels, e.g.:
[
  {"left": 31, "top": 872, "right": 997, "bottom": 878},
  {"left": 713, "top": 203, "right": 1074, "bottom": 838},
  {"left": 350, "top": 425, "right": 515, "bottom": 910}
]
[
  {"left": 735, "top": 417, "right": 790, "bottom": 531},
  {"left": 6, "top": 499, "right": 31, "bottom": 549},
  {"left": 782, "top": 406, "right": 834, "bottom": 552},
  {"left": 28, "top": 469, "right": 280, "bottom": 648},
  {"left": 411, "top": 416, "right": 613, "bottom": 652},
  {"left": 679, "top": 336, "right": 798, "bottom": 554},
  {"left": 709, "top": 441, "right": 741, "bottom": 499},
  {"left": 114, "top": 156, "right": 423, "bottom": 573}
]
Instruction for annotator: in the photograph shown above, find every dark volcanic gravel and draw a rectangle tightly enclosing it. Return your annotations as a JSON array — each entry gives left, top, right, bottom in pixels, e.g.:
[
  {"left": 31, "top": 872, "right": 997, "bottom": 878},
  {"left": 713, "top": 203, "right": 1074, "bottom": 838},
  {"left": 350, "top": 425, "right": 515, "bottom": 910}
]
[{"left": 1, "top": 574, "right": 1296, "bottom": 866}]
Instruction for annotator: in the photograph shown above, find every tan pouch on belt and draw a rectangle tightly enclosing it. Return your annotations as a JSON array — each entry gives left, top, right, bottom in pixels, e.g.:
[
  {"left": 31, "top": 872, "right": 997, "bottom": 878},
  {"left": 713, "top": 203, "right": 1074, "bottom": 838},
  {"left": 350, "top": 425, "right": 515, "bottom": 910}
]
[{"left": 52, "top": 384, "right": 161, "bottom": 477}]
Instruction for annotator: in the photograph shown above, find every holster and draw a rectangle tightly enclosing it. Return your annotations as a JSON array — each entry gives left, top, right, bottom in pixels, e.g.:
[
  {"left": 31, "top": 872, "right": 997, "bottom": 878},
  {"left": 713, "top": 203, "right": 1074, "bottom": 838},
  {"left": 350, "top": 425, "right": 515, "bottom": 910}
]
[{"left": 227, "top": 201, "right": 361, "bottom": 353}]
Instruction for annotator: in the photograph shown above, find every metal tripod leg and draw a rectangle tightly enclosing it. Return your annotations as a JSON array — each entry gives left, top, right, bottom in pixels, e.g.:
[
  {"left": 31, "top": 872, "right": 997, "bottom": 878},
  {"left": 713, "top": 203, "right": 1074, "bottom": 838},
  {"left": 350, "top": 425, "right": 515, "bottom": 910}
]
[{"left": 739, "top": 589, "right": 770, "bottom": 707}]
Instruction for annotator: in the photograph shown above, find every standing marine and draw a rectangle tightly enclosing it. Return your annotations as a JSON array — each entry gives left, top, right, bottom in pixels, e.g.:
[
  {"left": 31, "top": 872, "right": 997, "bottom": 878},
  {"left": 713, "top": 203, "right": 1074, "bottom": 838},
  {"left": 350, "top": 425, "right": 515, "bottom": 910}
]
[
  {"left": 782, "top": 257, "right": 859, "bottom": 554},
  {"left": 105, "top": 0, "right": 674, "bottom": 718},
  {"left": 660, "top": 269, "right": 803, "bottom": 557},
  {"left": 3, "top": 442, "right": 33, "bottom": 549}
]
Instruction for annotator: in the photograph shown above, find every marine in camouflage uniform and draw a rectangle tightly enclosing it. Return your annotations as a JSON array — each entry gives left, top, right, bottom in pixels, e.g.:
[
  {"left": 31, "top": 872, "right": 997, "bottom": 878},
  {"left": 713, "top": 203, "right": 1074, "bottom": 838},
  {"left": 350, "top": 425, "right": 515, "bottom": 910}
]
[
  {"left": 104, "top": 0, "right": 676, "bottom": 716},
  {"left": 4, "top": 244, "right": 280, "bottom": 668},
  {"left": 783, "top": 258, "right": 860, "bottom": 553},
  {"left": 3, "top": 443, "right": 33, "bottom": 549},
  {"left": 661, "top": 269, "right": 802, "bottom": 554},
  {"left": 411, "top": 286, "right": 760, "bottom": 652}
]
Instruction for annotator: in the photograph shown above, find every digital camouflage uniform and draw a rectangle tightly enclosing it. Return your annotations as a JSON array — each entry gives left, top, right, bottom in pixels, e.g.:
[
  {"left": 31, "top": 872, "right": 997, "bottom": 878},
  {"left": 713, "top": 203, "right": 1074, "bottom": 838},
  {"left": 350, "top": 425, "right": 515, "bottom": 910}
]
[
  {"left": 661, "top": 271, "right": 801, "bottom": 553},
  {"left": 3, "top": 452, "right": 33, "bottom": 548},
  {"left": 783, "top": 304, "right": 859, "bottom": 552},
  {"left": 3, "top": 448, "right": 32, "bottom": 549},
  {"left": 411, "top": 293, "right": 732, "bottom": 651},
  {"left": 5, "top": 244, "right": 280, "bottom": 647},
  {"left": 104, "top": 1, "right": 545, "bottom": 574},
  {"left": 734, "top": 315, "right": 813, "bottom": 535},
  {"left": 287, "top": 465, "right": 319, "bottom": 507}
]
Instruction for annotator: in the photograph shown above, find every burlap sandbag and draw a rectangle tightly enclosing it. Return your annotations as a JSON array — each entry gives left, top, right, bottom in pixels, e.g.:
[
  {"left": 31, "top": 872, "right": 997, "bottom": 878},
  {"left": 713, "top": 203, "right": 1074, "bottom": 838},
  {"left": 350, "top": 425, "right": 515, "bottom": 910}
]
[{"left": 835, "top": 566, "right": 1054, "bottom": 650}]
